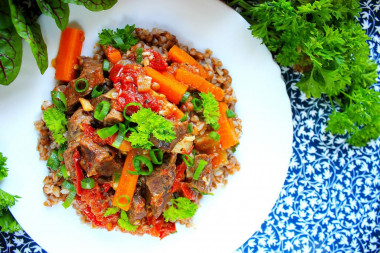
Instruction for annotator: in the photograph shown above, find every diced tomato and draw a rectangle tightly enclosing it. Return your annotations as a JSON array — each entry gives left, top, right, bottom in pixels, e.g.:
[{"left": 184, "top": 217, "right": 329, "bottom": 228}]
[
  {"left": 144, "top": 49, "right": 168, "bottom": 71},
  {"left": 146, "top": 215, "right": 176, "bottom": 239},
  {"left": 180, "top": 183, "right": 198, "bottom": 201},
  {"left": 171, "top": 162, "right": 186, "bottom": 193},
  {"left": 82, "top": 123, "right": 114, "bottom": 146},
  {"left": 102, "top": 183, "right": 111, "bottom": 193}
]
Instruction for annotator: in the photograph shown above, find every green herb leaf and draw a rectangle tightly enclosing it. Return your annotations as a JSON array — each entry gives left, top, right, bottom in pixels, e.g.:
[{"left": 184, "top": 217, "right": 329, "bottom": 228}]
[
  {"left": 43, "top": 107, "right": 67, "bottom": 145},
  {"left": 98, "top": 24, "right": 139, "bottom": 52},
  {"left": 199, "top": 92, "right": 220, "bottom": 125},
  {"left": 36, "top": 0, "right": 70, "bottom": 31},
  {"left": 104, "top": 207, "right": 119, "bottom": 217},
  {"left": 126, "top": 107, "right": 176, "bottom": 149},
  {"left": 0, "top": 209, "right": 22, "bottom": 233},
  {"left": 9, "top": 0, "right": 48, "bottom": 74},
  {"left": 64, "top": 0, "right": 117, "bottom": 11},
  {"left": 163, "top": 197, "right": 198, "bottom": 222},
  {"left": 0, "top": 2, "right": 22, "bottom": 86},
  {"left": 0, "top": 189, "right": 19, "bottom": 211},
  {"left": 118, "top": 210, "right": 138, "bottom": 232},
  {"left": 0, "top": 152, "right": 8, "bottom": 181}
]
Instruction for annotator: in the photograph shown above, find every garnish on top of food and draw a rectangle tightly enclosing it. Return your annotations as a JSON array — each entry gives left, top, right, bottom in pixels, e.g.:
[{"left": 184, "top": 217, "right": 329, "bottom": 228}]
[
  {"left": 0, "top": 0, "right": 118, "bottom": 86},
  {"left": 36, "top": 24, "right": 241, "bottom": 238},
  {"left": 229, "top": 0, "right": 380, "bottom": 147}
]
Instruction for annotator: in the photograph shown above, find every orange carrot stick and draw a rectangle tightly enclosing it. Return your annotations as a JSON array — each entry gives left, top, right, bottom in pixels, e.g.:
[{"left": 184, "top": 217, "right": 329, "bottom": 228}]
[
  {"left": 161, "top": 71, "right": 176, "bottom": 80},
  {"left": 55, "top": 28, "right": 85, "bottom": 82},
  {"left": 217, "top": 102, "right": 239, "bottom": 149},
  {"left": 144, "top": 67, "right": 188, "bottom": 104},
  {"left": 168, "top": 45, "right": 208, "bottom": 78},
  {"left": 175, "top": 68, "right": 225, "bottom": 101},
  {"left": 106, "top": 45, "right": 122, "bottom": 64},
  {"left": 112, "top": 150, "right": 138, "bottom": 211}
]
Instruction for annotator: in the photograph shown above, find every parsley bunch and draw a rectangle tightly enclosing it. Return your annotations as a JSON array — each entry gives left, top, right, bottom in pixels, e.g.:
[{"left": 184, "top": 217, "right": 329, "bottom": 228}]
[
  {"left": 163, "top": 197, "right": 198, "bottom": 222},
  {"left": 43, "top": 107, "right": 67, "bottom": 145},
  {"left": 127, "top": 108, "right": 176, "bottom": 149},
  {"left": 0, "top": 152, "right": 21, "bottom": 233},
  {"left": 229, "top": 0, "right": 380, "bottom": 146},
  {"left": 98, "top": 24, "right": 139, "bottom": 51},
  {"left": 199, "top": 92, "right": 220, "bottom": 125}
]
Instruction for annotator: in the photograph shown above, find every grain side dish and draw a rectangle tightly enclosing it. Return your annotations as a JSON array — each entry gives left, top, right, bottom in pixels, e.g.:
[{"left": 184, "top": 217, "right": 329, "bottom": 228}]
[{"left": 36, "top": 25, "right": 241, "bottom": 239}]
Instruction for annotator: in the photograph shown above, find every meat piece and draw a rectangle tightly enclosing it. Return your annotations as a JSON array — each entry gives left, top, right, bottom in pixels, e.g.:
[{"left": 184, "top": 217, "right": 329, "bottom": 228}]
[
  {"left": 64, "top": 57, "right": 105, "bottom": 113},
  {"left": 144, "top": 154, "right": 177, "bottom": 218},
  {"left": 128, "top": 187, "right": 147, "bottom": 225},
  {"left": 66, "top": 109, "right": 93, "bottom": 143},
  {"left": 150, "top": 121, "right": 188, "bottom": 153},
  {"left": 187, "top": 154, "right": 213, "bottom": 193},
  {"left": 103, "top": 109, "right": 123, "bottom": 126},
  {"left": 78, "top": 135, "right": 123, "bottom": 177},
  {"left": 63, "top": 142, "right": 79, "bottom": 180}
]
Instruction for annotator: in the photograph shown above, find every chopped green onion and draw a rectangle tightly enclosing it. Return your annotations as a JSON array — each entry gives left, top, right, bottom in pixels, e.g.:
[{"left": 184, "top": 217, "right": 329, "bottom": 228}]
[
  {"left": 232, "top": 143, "right": 240, "bottom": 153},
  {"left": 81, "top": 178, "right": 95, "bottom": 189},
  {"left": 104, "top": 207, "right": 119, "bottom": 217},
  {"left": 193, "top": 160, "right": 208, "bottom": 180},
  {"left": 62, "top": 191, "right": 76, "bottom": 209},
  {"left": 47, "top": 150, "right": 60, "bottom": 171},
  {"left": 123, "top": 102, "right": 143, "bottom": 121},
  {"left": 136, "top": 48, "right": 143, "bottom": 64},
  {"left": 116, "top": 195, "right": 131, "bottom": 207},
  {"left": 211, "top": 122, "right": 220, "bottom": 130},
  {"left": 60, "top": 165, "right": 69, "bottom": 179},
  {"left": 182, "top": 154, "right": 194, "bottom": 167},
  {"left": 58, "top": 142, "right": 68, "bottom": 161},
  {"left": 97, "top": 124, "right": 119, "bottom": 139},
  {"left": 180, "top": 92, "right": 191, "bottom": 103},
  {"left": 103, "top": 59, "right": 110, "bottom": 72},
  {"left": 51, "top": 91, "right": 67, "bottom": 112},
  {"left": 226, "top": 109, "right": 236, "bottom": 118},
  {"left": 94, "top": 101, "right": 111, "bottom": 121},
  {"left": 112, "top": 123, "right": 127, "bottom": 148},
  {"left": 180, "top": 112, "right": 188, "bottom": 122},
  {"left": 56, "top": 169, "right": 63, "bottom": 178},
  {"left": 187, "top": 123, "right": 193, "bottom": 133},
  {"left": 209, "top": 131, "right": 220, "bottom": 141},
  {"left": 113, "top": 172, "right": 121, "bottom": 183},
  {"left": 191, "top": 98, "right": 202, "bottom": 111},
  {"left": 129, "top": 155, "right": 153, "bottom": 176},
  {"left": 149, "top": 149, "right": 163, "bottom": 165},
  {"left": 74, "top": 78, "right": 89, "bottom": 93},
  {"left": 62, "top": 180, "right": 75, "bottom": 191},
  {"left": 91, "top": 85, "right": 104, "bottom": 98},
  {"left": 192, "top": 187, "right": 214, "bottom": 196}
]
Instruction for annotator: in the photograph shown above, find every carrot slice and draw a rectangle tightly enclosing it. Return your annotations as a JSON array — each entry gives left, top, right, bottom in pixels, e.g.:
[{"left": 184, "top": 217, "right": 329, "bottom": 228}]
[
  {"left": 218, "top": 102, "right": 239, "bottom": 149},
  {"left": 55, "top": 27, "right": 85, "bottom": 82},
  {"left": 112, "top": 150, "right": 138, "bottom": 211},
  {"left": 175, "top": 68, "right": 225, "bottom": 101},
  {"left": 144, "top": 67, "right": 188, "bottom": 104},
  {"left": 106, "top": 45, "right": 122, "bottom": 64},
  {"left": 168, "top": 45, "right": 208, "bottom": 78}
]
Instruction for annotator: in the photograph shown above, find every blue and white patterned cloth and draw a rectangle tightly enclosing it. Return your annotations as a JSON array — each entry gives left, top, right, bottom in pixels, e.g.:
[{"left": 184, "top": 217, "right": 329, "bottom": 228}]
[{"left": 1, "top": 1, "right": 380, "bottom": 252}]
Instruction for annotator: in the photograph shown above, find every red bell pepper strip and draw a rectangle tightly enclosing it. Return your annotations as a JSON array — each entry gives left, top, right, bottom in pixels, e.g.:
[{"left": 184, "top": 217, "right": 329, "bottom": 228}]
[{"left": 73, "top": 149, "right": 84, "bottom": 196}]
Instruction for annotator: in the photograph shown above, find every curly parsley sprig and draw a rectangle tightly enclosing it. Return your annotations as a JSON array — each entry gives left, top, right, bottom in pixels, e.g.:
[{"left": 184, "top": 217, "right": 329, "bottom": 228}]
[{"left": 229, "top": 0, "right": 380, "bottom": 146}]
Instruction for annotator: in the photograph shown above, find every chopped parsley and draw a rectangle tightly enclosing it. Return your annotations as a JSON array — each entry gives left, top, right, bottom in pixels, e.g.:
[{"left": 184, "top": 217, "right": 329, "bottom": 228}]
[
  {"left": 163, "top": 197, "right": 198, "bottom": 222},
  {"left": 104, "top": 207, "right": 119, "bottom": 217},
  {"left": 126, "top": 107, "right": 176, "bottom": 150},
  {"left": 118, "top": 210, "right": 138, "bottom": 232},
  {"left": 199, "top": 92, "right": 220, "bottom": 125},
  {"left": 98, "top": 24, "right": 139, "bottom": 52},
  {"left": 43, "top": 107, "right": 67, "bottom": 145}
]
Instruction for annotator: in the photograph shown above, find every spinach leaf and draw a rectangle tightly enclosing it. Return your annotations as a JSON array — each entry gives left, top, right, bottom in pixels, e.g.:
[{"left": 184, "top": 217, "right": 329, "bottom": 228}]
[
  {"left": 64, "top": 0, "right": 117, "bottom": 11},
  {"left": 0, "top": 1, "right": 12, "bottom": 30},
  {"left": 0, "top": 1, "right": 22, "bottom": 86},
  {"left": 36, "top": 0, "right": 70, "bottom": 31},
  {"left": 8, "top": 0, "right": 48, "bottom": 74}
]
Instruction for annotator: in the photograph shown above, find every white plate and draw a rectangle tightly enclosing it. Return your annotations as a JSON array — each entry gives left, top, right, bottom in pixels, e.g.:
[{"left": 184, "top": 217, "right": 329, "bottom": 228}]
[{"left": 0, "top": 0, "right": 293, "bottom": 252}]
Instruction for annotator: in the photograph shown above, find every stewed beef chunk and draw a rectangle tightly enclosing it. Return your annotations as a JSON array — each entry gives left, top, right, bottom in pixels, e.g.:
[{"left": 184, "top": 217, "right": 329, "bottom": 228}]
[{"left": 144, "top": 154, "right": 177, "bottom": 218}]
